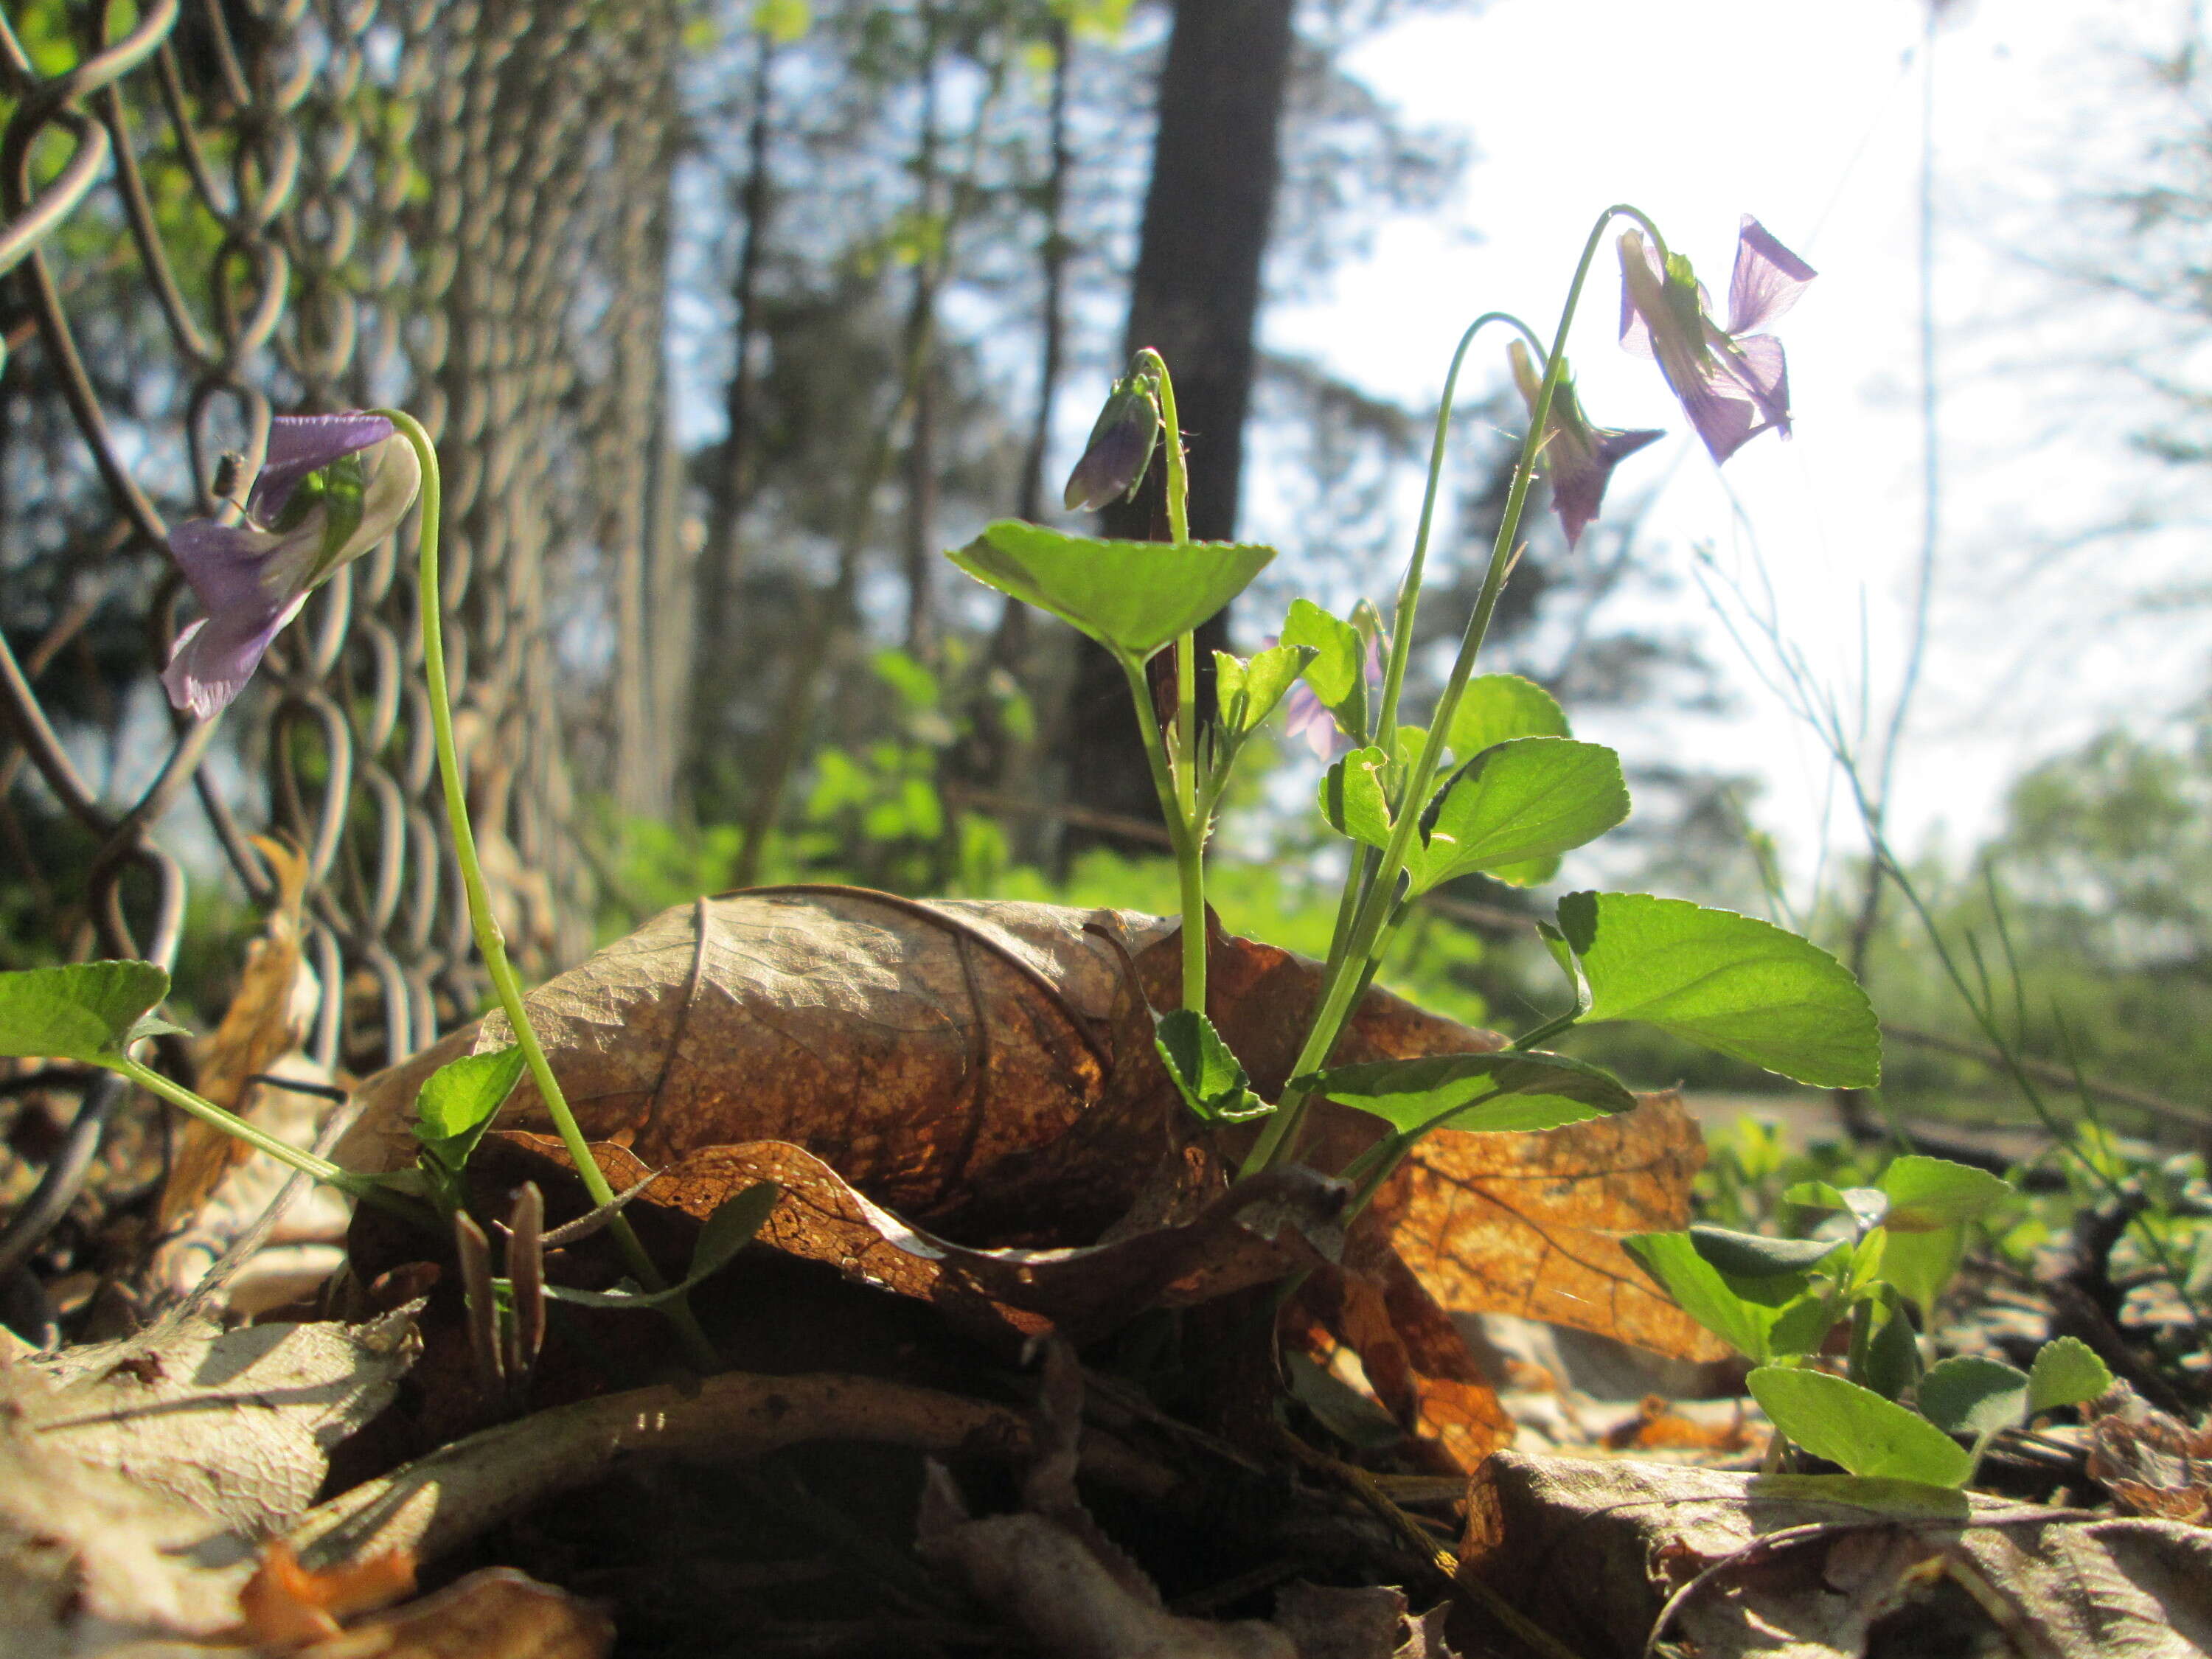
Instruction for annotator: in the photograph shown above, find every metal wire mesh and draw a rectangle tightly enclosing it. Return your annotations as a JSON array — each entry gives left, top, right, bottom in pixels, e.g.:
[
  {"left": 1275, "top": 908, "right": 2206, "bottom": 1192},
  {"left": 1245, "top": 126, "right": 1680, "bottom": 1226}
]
[{"left": 0, "top": 0, "right": 678, "bottom": 1082}]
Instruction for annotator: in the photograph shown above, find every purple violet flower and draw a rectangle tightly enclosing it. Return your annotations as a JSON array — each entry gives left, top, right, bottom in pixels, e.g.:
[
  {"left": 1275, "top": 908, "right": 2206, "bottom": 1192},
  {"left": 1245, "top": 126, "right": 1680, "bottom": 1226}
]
[
  {"left": 1508, "top": 341, "right": 1663, "bottom": 549},
  {"left": 1618, "top": 215, "right": 1816, "bottom": 465},
  {"left": 161, "top": 414, "right": 421, "bottom": 718}
]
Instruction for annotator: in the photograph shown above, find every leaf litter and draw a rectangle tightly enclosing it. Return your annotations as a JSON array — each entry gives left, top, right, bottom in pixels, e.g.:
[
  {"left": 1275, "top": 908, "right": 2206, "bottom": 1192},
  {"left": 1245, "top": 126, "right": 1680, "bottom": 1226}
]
[{"left": 21, "top": 887, "right": 2211, "bottom": 1655}]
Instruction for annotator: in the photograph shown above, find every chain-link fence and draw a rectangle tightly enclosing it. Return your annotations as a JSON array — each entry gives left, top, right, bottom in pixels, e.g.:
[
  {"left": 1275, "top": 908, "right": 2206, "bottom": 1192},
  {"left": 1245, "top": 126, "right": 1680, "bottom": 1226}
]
[{"left": 0, "top": 0, "right": 685, "bottom": 1085}]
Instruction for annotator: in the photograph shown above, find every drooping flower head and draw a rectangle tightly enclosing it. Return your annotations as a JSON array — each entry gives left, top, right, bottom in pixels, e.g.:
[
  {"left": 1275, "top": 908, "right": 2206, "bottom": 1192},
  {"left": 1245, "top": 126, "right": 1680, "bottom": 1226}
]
[
  {"left": 161, "top": 414, "right": 421, "bottom": 718},
  {"left": 1508, "top": 341, "right": 1663, "bottom": 549},
  {"left": 1063, "top": 362, "right": 1164, "bottom": 512},
  {"left": 1618, "top": 215, "right": 1815, "bottom": 465}
]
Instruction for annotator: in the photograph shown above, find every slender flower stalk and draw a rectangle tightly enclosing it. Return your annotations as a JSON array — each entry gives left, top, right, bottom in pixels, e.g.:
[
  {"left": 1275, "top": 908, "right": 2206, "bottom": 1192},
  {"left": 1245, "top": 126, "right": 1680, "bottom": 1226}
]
[
  {"left": 1143, "top": 353, "right": 1208, "bottom": 1017},
  {"left": 375, "top": 410, "right": 720, "bottom": 1369},
  {"left": 1065, "top": 349, "right": 1208, "bottom": 1015},
  {"left": 1242, "top": 204, "right": 1669, "bottom": 1179}
]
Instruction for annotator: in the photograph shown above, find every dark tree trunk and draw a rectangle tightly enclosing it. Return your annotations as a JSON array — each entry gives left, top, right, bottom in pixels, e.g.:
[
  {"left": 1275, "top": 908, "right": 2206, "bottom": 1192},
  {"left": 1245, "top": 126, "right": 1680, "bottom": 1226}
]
[
  {"left": 1061, "top": 0, "right": 1297, "bottom": 857},
  {"left": 688, "top": 29, "right": 778, "bottom": 821}
]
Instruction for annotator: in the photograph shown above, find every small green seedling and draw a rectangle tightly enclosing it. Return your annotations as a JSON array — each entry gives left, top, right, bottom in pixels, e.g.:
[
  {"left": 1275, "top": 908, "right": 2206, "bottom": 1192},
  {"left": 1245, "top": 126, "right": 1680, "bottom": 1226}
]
[{"left": 1634, "top": 1150, "right": 2114, "bottom": 1489}]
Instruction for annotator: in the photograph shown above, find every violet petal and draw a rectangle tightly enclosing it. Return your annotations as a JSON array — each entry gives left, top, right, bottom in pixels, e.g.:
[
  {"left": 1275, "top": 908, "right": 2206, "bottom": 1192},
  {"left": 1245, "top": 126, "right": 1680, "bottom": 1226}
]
[
  {"left": 1725, "top": 217, "right": 1817, "bottom": 336},
  {"left": 246, "top": 413, "right": 394, "bottom": 524}
]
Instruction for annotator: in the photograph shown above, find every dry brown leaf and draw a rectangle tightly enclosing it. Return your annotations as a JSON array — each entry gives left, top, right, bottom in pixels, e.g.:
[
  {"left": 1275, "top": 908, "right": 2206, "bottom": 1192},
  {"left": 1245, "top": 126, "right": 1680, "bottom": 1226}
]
[
  {"left": 2089, "top": 1385, "right": 2212, "bottom": 1523},
  {"left": 459, "top": 1130, "right": 1347, "bottom": 1346},
  {"left": 160, "top": 837, "right": 317, "bottom": 1230},
  {"left": 0, "top": 1310, "right": 419, "bottom": 1655},
  {"left": 1463, "top": 1451, "right": 2212, "bottom": 1659},
  {"left": 333, "top": 891, "right": 1485, "bottom": 1241},
  {"left": 1366, "top": 1091, "right": 1725, "bottom": 1363},
  {"left": 335, "top": 891, "right": 1711, "bottom": 1453},
  {"left": 19, "top": 1308, "right": 417, "bottom": 1537}
]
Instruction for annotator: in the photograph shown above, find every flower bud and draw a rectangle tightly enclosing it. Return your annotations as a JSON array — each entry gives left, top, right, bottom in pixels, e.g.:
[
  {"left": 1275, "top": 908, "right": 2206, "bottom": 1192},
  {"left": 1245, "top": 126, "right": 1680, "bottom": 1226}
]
[{"left": 1062, "top": 372, "right": 1162, "bottom": 512}]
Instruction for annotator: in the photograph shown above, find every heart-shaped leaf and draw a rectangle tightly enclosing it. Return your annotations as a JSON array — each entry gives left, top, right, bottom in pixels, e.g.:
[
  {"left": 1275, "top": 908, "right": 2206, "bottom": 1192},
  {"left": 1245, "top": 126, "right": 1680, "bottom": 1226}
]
[
  {"left": 1878, "top": 1155, "right": 2013, "bottom": 1230},
  {"left": 1444, "top": 673, "right": 1571, "bottom": 758},
  {"left": 2027, "top": 1336, "right": 2112, "bottom": 1414},
  {"left": 1216, "top": 643, "right": 1316, "bottom": 738},
  {"left": 1301, "top": 1049, "right": 1635, "bottom": 1137},
  {"left": 1551, "top": 891, "right": 1881, "bottom": 1088},
  {"left": 1879, "top": 1223, "right": 1966, "bottom": 1319},
  {"left": 0, "top": 961, "right": 178, "bottom": 1062},
  {"left": 1687, "top": 1223, "right": 1845, "bottom": 1279},
  {"left": 1624, "top": 1233, "right": 1830, "bottom": 1364},
  {"left": 1155, "top": 1008, "right": 1272, "bottom": 1124},
  {"left": 1281, "top": 599, "right": 1369, "bottom": 741},
  {"left": 411, "top": 1043, "right": 528, "bottom": 1180},
  {"left": 1748, "top": 1366, "right": 1974, "bottom": 1486},
  {"left": 1918, "top": 1354, "right": 2030, "bottom": 1440},
  {"left": 947, "top": 521, "right": 1273, "bottom": 659},
  {"left": 1318, "top": 746, "right": 1394, "bottom": 849},
  {"left": 1410, "top": 740, "right": 1628, "bottom": 894}
]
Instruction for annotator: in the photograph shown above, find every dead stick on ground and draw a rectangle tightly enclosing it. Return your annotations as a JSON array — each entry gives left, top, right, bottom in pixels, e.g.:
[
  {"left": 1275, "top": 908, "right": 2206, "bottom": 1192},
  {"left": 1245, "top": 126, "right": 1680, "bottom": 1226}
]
[{"left": 288, "top": 1370, "right": 1181, "bottom": 1571}]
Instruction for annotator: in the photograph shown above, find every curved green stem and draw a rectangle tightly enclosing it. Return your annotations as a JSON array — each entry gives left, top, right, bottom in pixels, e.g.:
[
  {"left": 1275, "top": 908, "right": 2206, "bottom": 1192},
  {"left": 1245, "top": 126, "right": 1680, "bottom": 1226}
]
[
  {"left": 1128, "top": 351, "right": 1206, "bottom": 1013},
  {"left": 1243, "top": 204, "right": 1660, "bottom": 1180},
  {"left": 1372, "top": 309, "right": 1547, "bottom": 744},
  {"left": 112, "top": 1053, "right": 353, "bottom": 1189},
  {"left": 108, "top": 1053, "right": 432, "bottom": 1225},
  {"left": 377, "top": 409, "right": 717, "bottom": 1369}
]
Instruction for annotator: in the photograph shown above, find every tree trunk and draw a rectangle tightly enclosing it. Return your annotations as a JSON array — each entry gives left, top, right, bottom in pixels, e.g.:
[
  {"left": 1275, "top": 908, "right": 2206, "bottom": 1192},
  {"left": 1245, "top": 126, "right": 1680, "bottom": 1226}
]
[
  {"left": 1061, "top": 0, "right": 1296, "bottom": 857},
  {"left": 688, "top": 29, "right": 778, "bottom": 821}
]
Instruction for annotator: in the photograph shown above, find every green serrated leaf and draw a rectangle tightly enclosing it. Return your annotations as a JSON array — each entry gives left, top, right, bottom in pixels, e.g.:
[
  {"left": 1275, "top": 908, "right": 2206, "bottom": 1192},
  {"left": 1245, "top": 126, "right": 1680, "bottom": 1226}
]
[
  {"left": 2027, "top": 1336, "right": 2113, "bottom": 1414},
  {"left": 1155, "top": 1008, "right": 1271, "bottom": 1124},
  {"left": 945, "top": 521, "right": 1273, "bottom": 661},
  {"left": 1410, "top": 740, "right": 1628, "bottom": 894},
  {"left": 411, "top": 1043, "right": 527, "bottom": 1176},
  {"left": 1748, "top": 1366, "right": 1975, "bottom": 1486},
  {"left": 1215, "top": 643, "right": 1315, "bottom": 738},
  {"left": 1551, "top": 891, "right": 1882, "bottom": 1088},
  {"left": 1301, "top": 1049, "right": 1635, "bottom": 1137},
  {"left": 1318, "top": 746, "right": 1394, "bottom": 849},
  {"left": 1879, "top": 1222, "right": 1966, "bottom": 1319},
  {"left": 1444, "top": 673, "right": 1571, "bottom": 757},
  {"left": 1918, "top": 1354, "right": 2030, "bottom": 1439},
  {"left": 0, "top": 961, "right": 172, "bottom": 1062},
  {"left": 1282, "top": 599, "right": 1368, "bottom": 741},
  {"left": 1624, "top": 1231, "right": 1829, "bottom": 1364},
  {"left": 127, "top": 1013, "right": 193, "bottom": 1045},
  {"left": 1878, "top": 1156, "right": 2014, "bottom": 1231},
  {"left": 1687, "top": 1224, "right": 1845, "bottom": 1279}
]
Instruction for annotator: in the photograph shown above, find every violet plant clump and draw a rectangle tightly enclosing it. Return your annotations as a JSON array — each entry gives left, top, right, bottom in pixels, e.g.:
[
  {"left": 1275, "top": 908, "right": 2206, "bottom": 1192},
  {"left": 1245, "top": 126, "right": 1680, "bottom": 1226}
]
[{"left": 947, "top": 203, "right": 1874, "bottom": 1240}]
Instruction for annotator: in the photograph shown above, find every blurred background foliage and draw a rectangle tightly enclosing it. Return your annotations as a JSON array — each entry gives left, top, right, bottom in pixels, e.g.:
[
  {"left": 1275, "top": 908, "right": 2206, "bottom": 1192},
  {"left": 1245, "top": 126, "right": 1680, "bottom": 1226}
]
[{"left": 8, "top": 0, "right": 2212, "bottom": 1161}]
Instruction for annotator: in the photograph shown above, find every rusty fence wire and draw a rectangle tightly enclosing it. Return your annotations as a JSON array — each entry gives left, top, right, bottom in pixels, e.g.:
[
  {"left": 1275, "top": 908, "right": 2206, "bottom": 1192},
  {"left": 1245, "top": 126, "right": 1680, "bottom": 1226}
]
[{"left": 0, "top": 0, "right": 682, "bottom": 1117}]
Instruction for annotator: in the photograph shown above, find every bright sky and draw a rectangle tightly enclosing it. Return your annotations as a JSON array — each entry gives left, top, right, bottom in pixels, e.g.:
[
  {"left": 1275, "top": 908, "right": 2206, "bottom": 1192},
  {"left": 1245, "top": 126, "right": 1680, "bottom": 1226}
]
[{"left": 1267, "top": 0, "right": 2206, "bottom": 894}]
